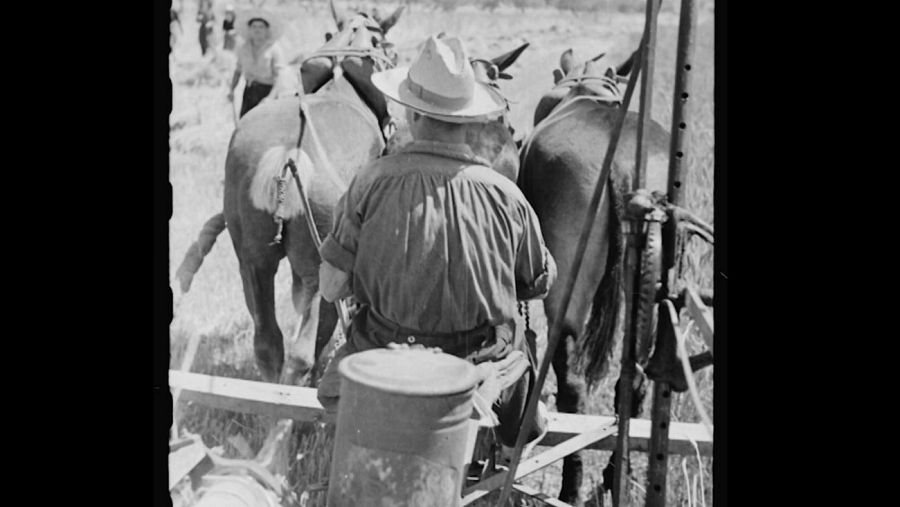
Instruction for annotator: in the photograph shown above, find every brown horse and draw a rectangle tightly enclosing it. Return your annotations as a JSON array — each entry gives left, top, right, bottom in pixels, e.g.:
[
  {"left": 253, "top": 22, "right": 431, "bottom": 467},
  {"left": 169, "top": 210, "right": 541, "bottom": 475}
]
[
  {"left": 518, "top": 48, "right": 670, "bottom": 505},
  {"left": 220, "top": 7, "right": 402, "bottom": 386}
]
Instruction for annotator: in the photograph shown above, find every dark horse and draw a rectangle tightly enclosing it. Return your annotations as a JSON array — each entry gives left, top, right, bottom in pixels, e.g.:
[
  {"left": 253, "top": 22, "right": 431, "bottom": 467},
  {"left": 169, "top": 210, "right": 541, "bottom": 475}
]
[
  {"left": 174, "top": 3, "right": 531, "bottom": 387},
  {"left": 518, "top": 48, "right": 671, "bottom": 505}
]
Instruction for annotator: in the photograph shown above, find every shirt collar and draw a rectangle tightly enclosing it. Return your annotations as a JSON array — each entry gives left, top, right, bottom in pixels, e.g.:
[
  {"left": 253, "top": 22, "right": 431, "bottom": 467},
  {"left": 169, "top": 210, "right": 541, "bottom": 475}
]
[{"left": 399, "top": 140, "right": 492, "bottom": 167}]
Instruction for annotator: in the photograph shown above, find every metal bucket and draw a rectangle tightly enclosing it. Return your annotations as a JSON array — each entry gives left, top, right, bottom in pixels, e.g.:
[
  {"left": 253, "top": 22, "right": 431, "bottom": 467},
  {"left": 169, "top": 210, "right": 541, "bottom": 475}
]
[
  {"left": 326, "top": 348, "right": 480, "bottom": 506},
  {"left": 193, "top": 475, "right": 280, "bottom": 507}
]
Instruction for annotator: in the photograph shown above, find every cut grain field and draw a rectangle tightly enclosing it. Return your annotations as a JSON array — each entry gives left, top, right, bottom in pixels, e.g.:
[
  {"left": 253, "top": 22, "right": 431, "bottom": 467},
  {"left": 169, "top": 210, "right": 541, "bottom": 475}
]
[{"left": 168, "top": 1, "right": 714, "bottom": 505}]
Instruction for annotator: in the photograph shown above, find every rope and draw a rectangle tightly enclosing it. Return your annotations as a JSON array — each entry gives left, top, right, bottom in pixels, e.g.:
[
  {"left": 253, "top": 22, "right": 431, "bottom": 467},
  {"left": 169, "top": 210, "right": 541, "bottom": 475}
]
[
  {"left": 664, "top": 299, "right": 713, "bottom": 438},
  {"left": 269, "top": 166, "right": 290, "bottom": 246},
  {"left": 517, "top": 301, "right": 539, "bottom": 370},
  {"left": 517, "top": 301, "right": 532, "bottom": 334}
]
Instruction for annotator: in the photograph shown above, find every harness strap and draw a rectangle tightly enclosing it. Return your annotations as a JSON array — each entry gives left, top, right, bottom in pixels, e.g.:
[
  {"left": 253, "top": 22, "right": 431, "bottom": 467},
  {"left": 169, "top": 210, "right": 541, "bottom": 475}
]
[
  {"left": 301, "top": 48, "right": 395, "bottom": 71},
  {"left": 268, "top": 100, "right": 309, "bottom": 247}
]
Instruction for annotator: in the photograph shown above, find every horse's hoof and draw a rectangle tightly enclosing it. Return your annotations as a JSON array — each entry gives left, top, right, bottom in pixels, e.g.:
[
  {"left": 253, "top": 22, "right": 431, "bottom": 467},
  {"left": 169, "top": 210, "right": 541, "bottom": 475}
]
[
  {"left": 256, "top": 360, "right": 282, "bottom": 384},
  {"left": 281, "top": 358, "right": 313, "bottom": 387},
  {"left": 259, "top": 369, "right": 280, "bottom": 384}
]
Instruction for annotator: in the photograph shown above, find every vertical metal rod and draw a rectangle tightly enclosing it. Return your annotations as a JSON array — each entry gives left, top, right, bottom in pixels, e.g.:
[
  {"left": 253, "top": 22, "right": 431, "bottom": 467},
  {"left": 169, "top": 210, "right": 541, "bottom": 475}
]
[
  {"left": 495, "top": 43, "right": 646, "bottom": 507},
  {"left": 634, "top": 0, "right": 662, "bottom": 192},
  {"left": 614, "top": 0, "right": 662, "bottom": 503},
  {"left": 665, "top": 0, "right": 699, "bottom": 209},
  {"left": 644, "top": 380, "right": 674, "bottom": 507},
  {"left": 646, "top": 0, "right": 699, "bottom": 505},
  {"left": 611, "top": 222, "right": 642, "bottom": 506}
]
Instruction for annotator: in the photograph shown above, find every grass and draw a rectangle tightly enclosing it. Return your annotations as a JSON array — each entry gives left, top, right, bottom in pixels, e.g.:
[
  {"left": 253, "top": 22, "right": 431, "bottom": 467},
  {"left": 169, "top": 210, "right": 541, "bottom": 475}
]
[{"left": 168, "top": 1, "right": 714, "bottom": 505}]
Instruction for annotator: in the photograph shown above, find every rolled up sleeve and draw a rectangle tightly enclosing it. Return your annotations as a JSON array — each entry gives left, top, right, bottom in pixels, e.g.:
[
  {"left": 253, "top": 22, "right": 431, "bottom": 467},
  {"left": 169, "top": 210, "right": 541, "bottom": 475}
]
[
  {"left": 270, "top": 44, "right": 287, "bottom": 74},
  {"left": 515, "top": 204, "right": 557, "bottom": 300}
]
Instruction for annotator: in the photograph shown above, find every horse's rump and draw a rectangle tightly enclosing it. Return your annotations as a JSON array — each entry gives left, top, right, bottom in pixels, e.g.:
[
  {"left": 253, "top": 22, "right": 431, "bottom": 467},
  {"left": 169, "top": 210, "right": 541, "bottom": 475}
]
[
  {"left": 520, "top": 98, "right": 669, "bottom": 385},
  {"left": 229, "top": 88, "right": 384, "bottom": 229}
]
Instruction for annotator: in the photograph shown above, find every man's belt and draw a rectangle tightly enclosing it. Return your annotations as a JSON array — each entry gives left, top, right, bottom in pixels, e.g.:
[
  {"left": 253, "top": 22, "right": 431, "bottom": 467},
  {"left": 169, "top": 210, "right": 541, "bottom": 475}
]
[{"left": 365, "top": 308, "right": 495, "bottom": 346}]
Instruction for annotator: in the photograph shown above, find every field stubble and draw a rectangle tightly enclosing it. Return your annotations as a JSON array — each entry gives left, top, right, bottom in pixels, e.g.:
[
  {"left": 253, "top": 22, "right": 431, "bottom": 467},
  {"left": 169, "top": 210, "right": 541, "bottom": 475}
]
[{"left": 169, "top": 3, "right": 714, "bottom": 505}]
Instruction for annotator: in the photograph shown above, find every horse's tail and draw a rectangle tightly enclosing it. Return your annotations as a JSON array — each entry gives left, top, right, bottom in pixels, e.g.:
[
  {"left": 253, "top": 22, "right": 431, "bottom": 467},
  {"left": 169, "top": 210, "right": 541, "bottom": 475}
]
[
  {"left": 175, "top": 212, "right": 227, "bottom": 293},
  {"left": 574, "top": 178, "right": 626, "bottom": 388}
]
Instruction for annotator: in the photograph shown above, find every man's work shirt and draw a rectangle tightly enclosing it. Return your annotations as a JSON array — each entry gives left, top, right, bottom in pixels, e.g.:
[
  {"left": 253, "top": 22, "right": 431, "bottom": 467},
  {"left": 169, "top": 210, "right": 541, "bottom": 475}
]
[
  {"left": 236, "top": 41, "right": 285, "bottom": 85},
  {"left": 319, "top": 140, "right": 556, "bottom": 334}
]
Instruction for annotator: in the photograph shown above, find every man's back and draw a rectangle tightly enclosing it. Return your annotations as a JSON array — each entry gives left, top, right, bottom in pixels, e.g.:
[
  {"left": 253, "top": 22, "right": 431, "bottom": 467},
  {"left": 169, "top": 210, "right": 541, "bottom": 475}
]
[{"left": 323, "top": 140, "right": 552, "bottom": 334}]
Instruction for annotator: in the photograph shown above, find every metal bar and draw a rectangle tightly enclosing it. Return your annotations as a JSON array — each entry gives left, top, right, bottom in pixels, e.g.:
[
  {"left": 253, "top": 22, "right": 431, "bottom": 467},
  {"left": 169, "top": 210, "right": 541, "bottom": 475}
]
[
  {"left": 495, "top": 42, "right": 647, "bottom": 507},
  {"left": 612, "top": 222, "right": 643, "bottom": 506},
  {"left": 644, "top": 380, "right": 674, "bottom": 507},
  {"left": 634, "top": 0, "right": 662, "bottom": 192},
  {"left": 665, "top": 0, "right": 699, "bottom": 210},
  {"left": 646, "top": 0, "right": 699, "bottom": 502},
  {"left": 616, "top": 0, "right": 661, "bottom": 501}
]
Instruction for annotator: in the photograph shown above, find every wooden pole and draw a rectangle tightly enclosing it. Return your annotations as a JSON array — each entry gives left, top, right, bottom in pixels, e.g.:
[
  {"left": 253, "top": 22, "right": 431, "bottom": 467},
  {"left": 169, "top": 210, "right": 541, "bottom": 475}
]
[
  {"left": 171, "top": 331, "right": 204, "bottom": 441},
  {"left": 169, "top": 370, "right": 714, "bottom": 456}
]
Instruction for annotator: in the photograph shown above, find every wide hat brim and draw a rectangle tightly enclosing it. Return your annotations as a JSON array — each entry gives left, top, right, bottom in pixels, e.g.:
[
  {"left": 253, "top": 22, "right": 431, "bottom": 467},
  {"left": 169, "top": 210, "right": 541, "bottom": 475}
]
[
  {"left": 235, "top": 8, "right": 284, "bottom": 42},
  {"left": 371, "top": 66, "right": 507, "bottom": 124}
]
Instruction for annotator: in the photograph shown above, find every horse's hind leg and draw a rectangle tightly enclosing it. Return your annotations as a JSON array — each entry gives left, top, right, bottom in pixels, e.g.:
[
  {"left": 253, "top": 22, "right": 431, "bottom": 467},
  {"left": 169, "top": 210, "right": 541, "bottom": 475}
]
[
  {"left": 238, "top": 249, "right": 284, "bottom": 384},
  {"left": 281, "top": 268, "right": 320, "bottom": 386},
  {"left": 282, "top": 269, "right": 339, "bottom": 387},
  {"left": 553, "top": 332, "right": 588, "bottom": 506},
  {"left": 312, "top": 296, "right": 339, "bottom": 386}
]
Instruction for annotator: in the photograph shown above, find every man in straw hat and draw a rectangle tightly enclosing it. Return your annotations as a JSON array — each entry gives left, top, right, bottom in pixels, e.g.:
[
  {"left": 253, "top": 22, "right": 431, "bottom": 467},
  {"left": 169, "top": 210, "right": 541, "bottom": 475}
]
[
  {"left": 227, "top": 7, "right": 287, "bottom": 117},
  {"left": 316, "top": 35, "right": 556, "bottom": 459}
]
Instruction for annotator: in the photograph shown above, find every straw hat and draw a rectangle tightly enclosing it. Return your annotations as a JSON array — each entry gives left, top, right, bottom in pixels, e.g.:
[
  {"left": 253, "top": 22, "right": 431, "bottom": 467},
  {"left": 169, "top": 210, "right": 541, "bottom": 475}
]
[
  {"left": 235, "top": 8, "right": 284, "bottom": 42},
  {"left": 371, "top": 35, "right": 507, "bottom": 123}
]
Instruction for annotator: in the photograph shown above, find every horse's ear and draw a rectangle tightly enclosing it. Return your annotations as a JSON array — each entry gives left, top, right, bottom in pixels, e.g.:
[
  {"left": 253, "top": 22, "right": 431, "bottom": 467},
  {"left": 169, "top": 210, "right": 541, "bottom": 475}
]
[
  {"left": 617, "top": 48, "right": 639, "bottom": 76},
  {"left": 605, "top": 67, "right": 615, "bottom": 80},
  {"left": 325, "top": 32, "right": 333, "bottom": 42},
  {"left": 330, "top": 0, "right": 348, "bottom": 30},
  {"left": 490, "top": 42, "right": 530, "bottom": 72},
  {"left": 553, "top": 68, "right": 564, "bottom": 84},
  {"left": 560, "top": 48, "right": 575, "bottom": 75},
  {"left": 379, "top": 5, "right": 405, "bottom": 34}
]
